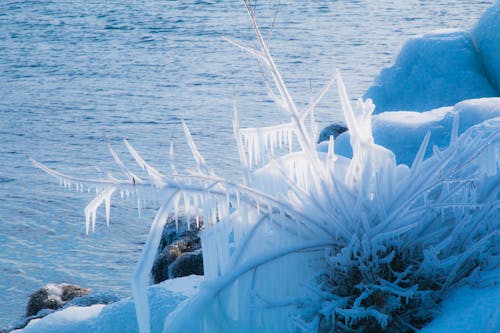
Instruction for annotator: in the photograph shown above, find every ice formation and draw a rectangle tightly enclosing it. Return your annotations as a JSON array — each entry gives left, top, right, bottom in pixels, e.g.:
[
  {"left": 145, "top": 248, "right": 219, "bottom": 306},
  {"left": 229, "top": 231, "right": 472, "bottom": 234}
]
[
  {"left": 331, "top": 97, "right": 500, "bottom": 165},
  {"left": 473, "top": 1, "right": 500, "bottom": 93},
  {"left": 32, "top": 1, "right": 500, "bottom": 332},
  {"left": 365, "top": 1, "right": 500, "bottom": 114}
]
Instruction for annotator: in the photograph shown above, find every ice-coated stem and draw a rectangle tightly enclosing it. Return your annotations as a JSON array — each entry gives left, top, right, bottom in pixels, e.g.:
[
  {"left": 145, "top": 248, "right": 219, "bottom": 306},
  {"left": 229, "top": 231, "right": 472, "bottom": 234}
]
[
  {"left": 133, "top": 191, "right": 177, "bottom": 333},
  {"left": 163, "top": 238, "right": 334, "bottom": 333}
]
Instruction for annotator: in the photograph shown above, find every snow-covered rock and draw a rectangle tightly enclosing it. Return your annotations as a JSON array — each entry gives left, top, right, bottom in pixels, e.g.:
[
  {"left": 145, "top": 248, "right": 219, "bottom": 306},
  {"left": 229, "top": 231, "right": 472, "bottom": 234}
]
[
  {"left": 14, "top": 275, "right": 203, "bottom": 333},
  {"left": 317, "top": 123, "right": 348, "bottom": 143},
  {"left": 473, "top": 1, "right": 500, "bottom": 93},
  {"left": 25, "top": 283, "right": 92, "bottom": 317},
  {"left": 364, "top": 29, "right": 497, "bottom": 113}
]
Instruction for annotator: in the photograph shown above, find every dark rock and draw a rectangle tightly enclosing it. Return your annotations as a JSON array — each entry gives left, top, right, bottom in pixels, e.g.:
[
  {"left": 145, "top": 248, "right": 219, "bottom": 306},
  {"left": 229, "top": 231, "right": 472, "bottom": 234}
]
[
  {"left": 152, "top": 249, "right": 178, "bottom": 284},
  {"left": 152, "top": 215, "right": 203, "bottom": 284},
  {"left": 61, "top": 284, "right": 91, "bottom": 302},
  {"left": 318, "top": 123, "right": 348, "bottom": 143},
  {"left": 169, "top": 249, "right": 204, "bottom": 279},
  {"left": 26, "top": 283, "right": 92, "bottom": 317}
]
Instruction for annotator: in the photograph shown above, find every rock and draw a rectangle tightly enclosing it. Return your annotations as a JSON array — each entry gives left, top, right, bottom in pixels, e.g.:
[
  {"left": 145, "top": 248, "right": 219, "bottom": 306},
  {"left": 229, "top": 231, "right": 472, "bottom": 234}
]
[
  {"left": 152, "top": 249, "right": 178, "bottom": 284},
  {"left": 26, "top": 283, "right": 92, "bottom": 317},
  {"left": 168, "top": 249, "right": 204, "bottom": 279},
  {"left": 318, "top": 123, "right": 348, "bottom": 143},
  {"left": 3, "top": 284, "right": 99, "bottom": 332},
  {"left": 152, "top": 215, "right": 203, "bottom": 284}
]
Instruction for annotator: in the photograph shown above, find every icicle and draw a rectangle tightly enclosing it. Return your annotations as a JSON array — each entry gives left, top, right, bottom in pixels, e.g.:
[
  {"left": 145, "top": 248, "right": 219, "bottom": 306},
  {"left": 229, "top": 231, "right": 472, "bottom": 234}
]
[
  {"left": 169, "top": 134, "right": 177, "bottom": 175},
  {"left": 240, "top": 122, "right": 295, "bottom": 168},
  {"left": 182, "top": 119, "right": 208, "bottom": 174},
  {"left": 411, "top": 131, "right": 431, "bottom": 172},
  {"left": 91, "top": 206, "right": 97, "bottom": 233},
  {"left": 105, "top": 190, "right": 112, "bottom": 227},
  {"left": 84, "top": 209, "right": 91, "bottom": 235},
  {"left": 124, "top": 139, "right": 165, "bottom": 187},
  {"left": 108, "top": 142, "right": 143, "bottom": 184},
  {"left": 327, "top": 135, "right": 335, "bottom": 172},
  {"left": 184, "top": 192, "right": 191, "bottom": 231},
  {"left": 136, "top": 190, "right": 142, "bottom": 218},
  {"left": 173, "top": 193, "right": 181, "bottom": 233},
  {"left": 133, "top": 192, "right": 176, "bottom": 333}
]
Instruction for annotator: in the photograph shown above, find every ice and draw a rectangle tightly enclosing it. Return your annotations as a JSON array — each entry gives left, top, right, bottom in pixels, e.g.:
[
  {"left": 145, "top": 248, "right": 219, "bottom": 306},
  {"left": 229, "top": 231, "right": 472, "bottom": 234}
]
[
  {"left": 84, "top": 187, "right": 116, "bottom": 234},
  {"left": 14, "top": 276, "right": 203, "bottom": 333},
  {"left": 124, "top": 139, "right": 166, "bottom": 188},
  {"left": 365, "top": 30, "right": 498, "bottom": 112},
  {"left": 16, "top": 304, "right": 105, "bottom": 333},
  {"left": 419, "top": 284, "right": 500, "bottom": 333},
  {"left": 473, "top": 1, "right": 500, "bottom": 93},
  {"left": 132, "top": 192, "right": 176, "bottom": 333},
  {"left": 239, "top": 122, "right": 295, "bottom": 168},
  {"left": 182, "top": 120, "right": 209, "bottom": 175},
  {"left": 332, "top": 98, "right": 500, "bottom": 166}
]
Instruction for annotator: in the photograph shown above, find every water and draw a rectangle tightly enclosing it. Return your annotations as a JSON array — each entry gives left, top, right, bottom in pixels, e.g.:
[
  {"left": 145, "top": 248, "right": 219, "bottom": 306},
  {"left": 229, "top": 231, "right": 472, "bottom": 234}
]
[{"left": 0, "top": 0, "right": 493, "bottom": 327}]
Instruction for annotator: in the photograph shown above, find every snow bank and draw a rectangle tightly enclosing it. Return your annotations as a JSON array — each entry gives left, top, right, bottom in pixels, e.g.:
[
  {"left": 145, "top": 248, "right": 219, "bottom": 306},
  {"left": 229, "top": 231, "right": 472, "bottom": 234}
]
[
  {"left": 419, "top": 284, "right": 500, "bottom": 333},
  {"left": 473, "top": 1, "right": 500, "bottom": 93},
  {"left": 331, "top": 98, "right": 500, "bottom": 165},
  {"left": 15, "top": 275, "right": 203, "bottom": 333},
  {"left": 12, "top": 305, "right": 105, "bottom": 333},
  {"left": 364, "top": 29, "right": 497, "bottom": 113}
]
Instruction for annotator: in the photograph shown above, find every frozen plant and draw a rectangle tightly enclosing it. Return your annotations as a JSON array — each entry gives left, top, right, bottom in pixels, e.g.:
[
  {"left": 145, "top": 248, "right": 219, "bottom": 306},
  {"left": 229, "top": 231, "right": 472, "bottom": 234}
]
[{"left": 32, "top": 1, "right": 500, "bottom": 332}]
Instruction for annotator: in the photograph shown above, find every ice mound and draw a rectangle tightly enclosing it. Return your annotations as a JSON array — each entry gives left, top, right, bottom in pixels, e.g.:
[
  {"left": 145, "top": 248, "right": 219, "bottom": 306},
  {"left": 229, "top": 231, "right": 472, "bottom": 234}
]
[
  {"left": 331, "top": 97, "right": 500, "bottom": 166},
  {"left": 14, "top": 275, "right": 203, "bottom": 333},
  {"left": 419, "top": 284, "right": 500, "bottom": 333},
  {"left": 473, "top": 1, "right": 500, "bottom": 93},
  {"left": 364, "top": 29, "right": 497, "bottom": 113}
]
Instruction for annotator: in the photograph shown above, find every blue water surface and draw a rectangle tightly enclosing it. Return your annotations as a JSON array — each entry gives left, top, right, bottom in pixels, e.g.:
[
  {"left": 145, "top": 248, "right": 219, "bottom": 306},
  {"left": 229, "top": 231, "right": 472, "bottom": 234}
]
[{"left": 0, "top": 0, "right": 493, "bottom": 327}]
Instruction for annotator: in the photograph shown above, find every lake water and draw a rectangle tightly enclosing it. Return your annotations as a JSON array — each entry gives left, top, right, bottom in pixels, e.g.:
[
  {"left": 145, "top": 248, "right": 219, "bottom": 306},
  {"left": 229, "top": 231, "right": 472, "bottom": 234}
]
[{"left": 0, "top": 0, "right": 493, "bottom": 327}]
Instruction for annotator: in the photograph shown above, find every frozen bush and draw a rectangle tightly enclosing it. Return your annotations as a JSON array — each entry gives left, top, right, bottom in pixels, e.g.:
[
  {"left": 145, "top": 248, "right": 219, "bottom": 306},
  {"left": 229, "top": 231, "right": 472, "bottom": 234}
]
[{"left": 32, "top": 1, "right": 500, "bottom": 332}]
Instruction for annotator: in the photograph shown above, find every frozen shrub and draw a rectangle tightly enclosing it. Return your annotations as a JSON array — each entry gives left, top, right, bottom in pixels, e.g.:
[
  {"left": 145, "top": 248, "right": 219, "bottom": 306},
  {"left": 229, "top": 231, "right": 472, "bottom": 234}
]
[{"left": 32, "top": 1, "right": 500, "bottom": 333}]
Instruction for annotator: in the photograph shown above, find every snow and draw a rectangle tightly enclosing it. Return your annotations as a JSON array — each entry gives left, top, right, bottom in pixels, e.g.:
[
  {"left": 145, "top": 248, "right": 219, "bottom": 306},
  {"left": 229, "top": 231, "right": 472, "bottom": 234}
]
[
  {"left": 13, "top": 305, "right": 105, "bottom": 333},
  {"left": 365, "top": 30, "right": 498, "bottom": 113},
  {"left": 14, "top": 275, "right": 203, "bottom": 333},
  {"left": 419, "top": 284, "right": 500, "bottom": 333},
  {"left": 332, "top": 98, "right": 500, "bottom": 166},
  {"left": 473, "top": 1, "right": 500, "bottom": 93}
]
